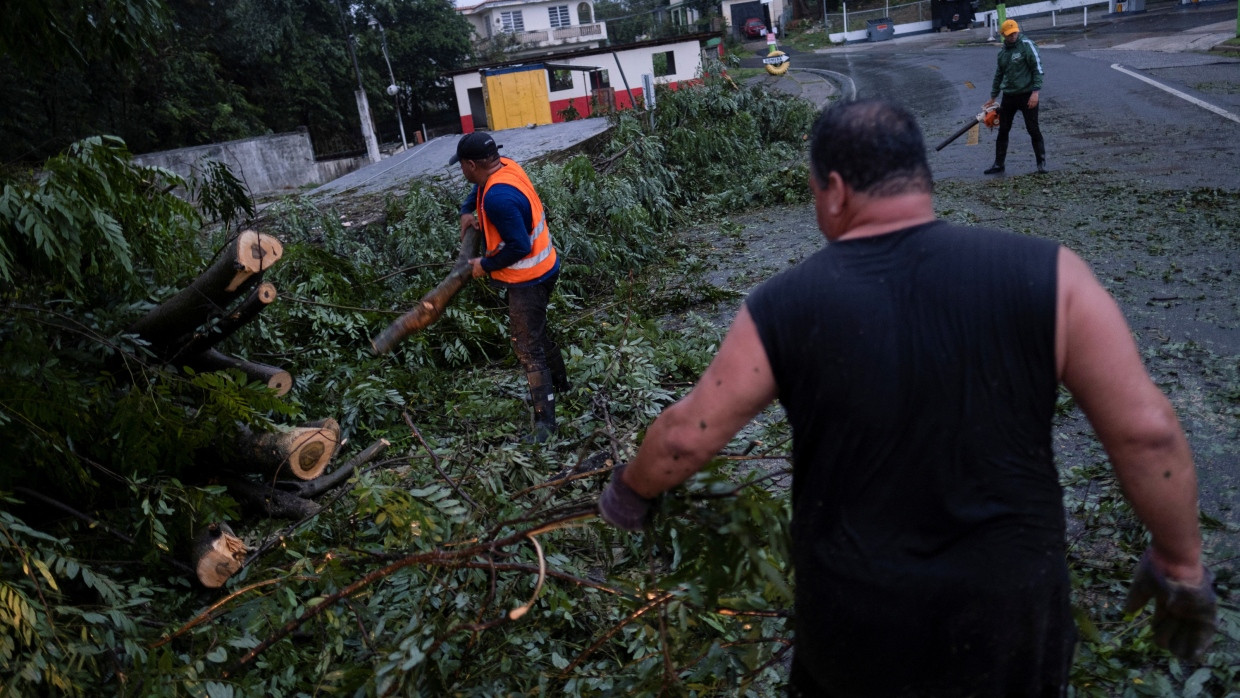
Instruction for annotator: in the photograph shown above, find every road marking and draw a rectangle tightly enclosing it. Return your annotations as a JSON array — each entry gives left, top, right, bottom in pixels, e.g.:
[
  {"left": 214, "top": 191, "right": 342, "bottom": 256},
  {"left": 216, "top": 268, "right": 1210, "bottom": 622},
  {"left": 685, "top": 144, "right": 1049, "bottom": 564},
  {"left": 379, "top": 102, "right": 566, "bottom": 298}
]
[{"left": 1111, "top": 63, "right": 1240, "bottom": 125}]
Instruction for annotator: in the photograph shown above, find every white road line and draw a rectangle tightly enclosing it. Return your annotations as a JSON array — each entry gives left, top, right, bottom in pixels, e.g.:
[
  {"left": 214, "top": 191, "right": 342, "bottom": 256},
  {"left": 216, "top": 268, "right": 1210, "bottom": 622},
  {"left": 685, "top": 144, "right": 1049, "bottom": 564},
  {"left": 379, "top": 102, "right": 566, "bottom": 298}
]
[{"left": 1110, "top": 63, "right": 1240, "bottom": 125}]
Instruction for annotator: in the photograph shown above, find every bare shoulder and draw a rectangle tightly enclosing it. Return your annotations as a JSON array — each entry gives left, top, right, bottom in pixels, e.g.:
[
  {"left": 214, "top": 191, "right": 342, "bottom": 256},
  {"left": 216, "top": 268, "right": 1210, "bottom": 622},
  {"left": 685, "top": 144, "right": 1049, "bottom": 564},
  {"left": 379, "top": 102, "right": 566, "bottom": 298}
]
[{"left": 1055, "top": 247, "right": 1153, "bottom": 407}]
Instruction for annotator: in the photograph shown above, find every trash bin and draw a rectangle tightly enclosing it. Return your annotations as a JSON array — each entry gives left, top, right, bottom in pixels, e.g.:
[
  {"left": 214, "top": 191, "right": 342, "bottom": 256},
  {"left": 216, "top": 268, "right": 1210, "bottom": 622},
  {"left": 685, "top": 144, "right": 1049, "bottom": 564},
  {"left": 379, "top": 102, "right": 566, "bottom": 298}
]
[
  {"left": 932, "top": 0, "right": 975, "bottom": 30},
  {"left": 866, "top": 18, "right": 895, "bottom": 42}
]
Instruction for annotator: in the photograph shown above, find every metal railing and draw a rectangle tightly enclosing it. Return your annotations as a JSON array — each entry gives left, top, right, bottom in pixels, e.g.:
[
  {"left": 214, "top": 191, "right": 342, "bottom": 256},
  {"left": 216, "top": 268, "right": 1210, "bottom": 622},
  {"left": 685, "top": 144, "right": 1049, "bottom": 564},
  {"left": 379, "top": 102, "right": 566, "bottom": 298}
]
[
  {"left": 552, "top": 23, "right": 604, "bottom": 39},
  {"left": 826, "top": 0, "right": 934, "bottom": 34},
  {"left": 512, "top": 29, "right": 550, "bottom": 43}
]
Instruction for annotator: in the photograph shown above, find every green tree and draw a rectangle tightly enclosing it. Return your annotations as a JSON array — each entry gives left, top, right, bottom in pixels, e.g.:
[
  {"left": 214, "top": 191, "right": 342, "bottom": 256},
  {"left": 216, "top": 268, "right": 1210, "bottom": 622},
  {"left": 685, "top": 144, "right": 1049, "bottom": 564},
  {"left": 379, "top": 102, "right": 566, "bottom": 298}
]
[
  {"left": 0, "top": 0, "right": 475, "bottom": 164},
  {"left": 352, "top": 0, "right": 477, "bottom": 135},
  {"left": 0, "top": 0, "right": 170, "bottom": 163}
]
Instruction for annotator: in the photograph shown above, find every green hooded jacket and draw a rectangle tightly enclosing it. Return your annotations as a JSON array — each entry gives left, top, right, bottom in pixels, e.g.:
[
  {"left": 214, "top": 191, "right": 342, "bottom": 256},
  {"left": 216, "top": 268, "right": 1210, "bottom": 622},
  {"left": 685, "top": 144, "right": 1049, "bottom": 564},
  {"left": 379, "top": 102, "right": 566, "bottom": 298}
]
[{"left": 991, "top": 37, "right": 1044, "bottom": 98}]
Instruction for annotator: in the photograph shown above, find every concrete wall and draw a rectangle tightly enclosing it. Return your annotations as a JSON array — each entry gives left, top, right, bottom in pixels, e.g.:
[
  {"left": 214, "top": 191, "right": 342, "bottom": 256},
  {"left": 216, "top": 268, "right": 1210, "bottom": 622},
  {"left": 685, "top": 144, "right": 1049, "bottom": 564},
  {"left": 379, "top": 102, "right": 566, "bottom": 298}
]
[
  {"left": 133, "top": 130, "right": 342, "bottom": 197},
  {"left": 316, "top": 155, "right": 373, "bottom": 184}
]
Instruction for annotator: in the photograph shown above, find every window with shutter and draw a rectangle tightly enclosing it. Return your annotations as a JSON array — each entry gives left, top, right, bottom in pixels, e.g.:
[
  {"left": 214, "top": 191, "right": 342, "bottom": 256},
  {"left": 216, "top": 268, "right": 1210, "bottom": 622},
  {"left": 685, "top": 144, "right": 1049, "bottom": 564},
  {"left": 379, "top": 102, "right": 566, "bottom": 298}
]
[
  {"left": 548, "top": 6, "right": 570, "bottom": 28},
  {"left": 499, "top": 11, "right": 524, "bottom": 32}
]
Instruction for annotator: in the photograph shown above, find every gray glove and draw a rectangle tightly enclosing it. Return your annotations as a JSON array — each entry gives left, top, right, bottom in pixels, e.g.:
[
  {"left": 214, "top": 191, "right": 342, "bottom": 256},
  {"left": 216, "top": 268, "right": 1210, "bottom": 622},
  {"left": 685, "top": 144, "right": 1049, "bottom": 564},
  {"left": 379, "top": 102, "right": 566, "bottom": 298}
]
[
  {"left": 1124, "top": 548, "right": 1217, "bottom": 662},
  {"left": 598, "top": 463, "right": 654, "bottom": 531}
]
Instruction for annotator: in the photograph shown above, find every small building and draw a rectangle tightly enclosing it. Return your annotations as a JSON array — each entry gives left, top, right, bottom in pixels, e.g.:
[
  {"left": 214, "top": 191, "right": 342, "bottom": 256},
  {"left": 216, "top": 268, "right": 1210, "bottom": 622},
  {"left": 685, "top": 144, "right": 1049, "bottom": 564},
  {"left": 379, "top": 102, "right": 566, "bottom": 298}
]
[{"left": 447, "top": 33, "right": 716, "bottom": 133}]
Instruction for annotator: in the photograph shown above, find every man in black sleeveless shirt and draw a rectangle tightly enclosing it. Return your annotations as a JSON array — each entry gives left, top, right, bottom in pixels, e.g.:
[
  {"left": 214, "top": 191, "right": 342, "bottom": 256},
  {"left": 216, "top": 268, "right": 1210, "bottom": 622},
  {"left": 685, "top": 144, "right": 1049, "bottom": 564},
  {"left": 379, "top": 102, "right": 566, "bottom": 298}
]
[{"left": 598, "top": 99, "right": 1216, "bottom": 696}]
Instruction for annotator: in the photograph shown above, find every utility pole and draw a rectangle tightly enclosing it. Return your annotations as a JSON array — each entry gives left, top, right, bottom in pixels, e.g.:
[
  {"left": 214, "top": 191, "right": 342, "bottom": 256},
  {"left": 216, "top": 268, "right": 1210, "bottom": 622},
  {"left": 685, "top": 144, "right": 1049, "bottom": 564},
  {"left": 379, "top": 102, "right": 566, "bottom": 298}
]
[
  {"left": 335, "top": 0, "right": 381, "bottom": 163},
  {"left": 371, "top": 17, "right": 408, "bottom": 150}
]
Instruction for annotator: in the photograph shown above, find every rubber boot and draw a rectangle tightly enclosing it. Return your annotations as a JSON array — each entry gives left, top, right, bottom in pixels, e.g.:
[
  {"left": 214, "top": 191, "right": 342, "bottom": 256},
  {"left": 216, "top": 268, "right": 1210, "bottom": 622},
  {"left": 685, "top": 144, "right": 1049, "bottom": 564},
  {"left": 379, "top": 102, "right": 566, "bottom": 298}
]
[
  {"left": 546, "top": 344, "right": 570, "bottom": 394},
  {"left": 986, "top": 138, "right": 1007, "bottom": 174},
  {"left": 1034, "top": 140, "right": 1048, "bottom": 174},
  {"left": 523, "top": 369, "right": 556, "bottom": 444}
]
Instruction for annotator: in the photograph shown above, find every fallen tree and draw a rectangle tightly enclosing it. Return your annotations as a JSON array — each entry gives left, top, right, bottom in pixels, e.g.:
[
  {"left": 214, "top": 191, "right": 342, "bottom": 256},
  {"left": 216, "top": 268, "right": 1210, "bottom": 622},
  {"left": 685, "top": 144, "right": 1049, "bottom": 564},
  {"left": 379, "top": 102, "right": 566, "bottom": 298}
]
[
  {"left": 371, "top": 225, "right": 481, "bottom": 354},
  {"left": 127, "top": 230, "right": 283, "bottom": 361},
  {"left": 234, "top": 418, "right": 341, "bottom": 481},
  {"left": 183, "top": 348, "right": 293, "bottom": 396},
  {"left": 192, "top": 521, "right": 249, "bottom": 589},
  {"left": 171, "top": 281, "right": 278, "bottom": 363}
]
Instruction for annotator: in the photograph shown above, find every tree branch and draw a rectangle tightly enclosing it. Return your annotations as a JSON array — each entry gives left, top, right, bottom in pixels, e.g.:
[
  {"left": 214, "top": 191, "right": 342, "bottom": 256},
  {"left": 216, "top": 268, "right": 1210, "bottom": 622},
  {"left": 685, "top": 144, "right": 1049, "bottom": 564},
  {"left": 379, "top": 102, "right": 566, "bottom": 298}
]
[
  {"left": 276, "top": 438, "right": 391, "bottom": 499},
  {"left": 222, "top": 509, "right": 597, "bottom": 678},
  {"left": 403, "top": 411, "right": 477, "bottom": 509},
  {"left": 564, "top": 590, "right": 677, "bottom": 674},
  {"left": 13, "top": 486, "right": 194, "bottom": 576}
]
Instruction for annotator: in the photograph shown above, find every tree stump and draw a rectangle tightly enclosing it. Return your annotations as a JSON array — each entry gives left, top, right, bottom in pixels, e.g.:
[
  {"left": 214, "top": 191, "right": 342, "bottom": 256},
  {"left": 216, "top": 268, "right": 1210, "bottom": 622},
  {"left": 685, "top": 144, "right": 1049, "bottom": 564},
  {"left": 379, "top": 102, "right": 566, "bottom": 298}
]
[
  {"left": 235, "top": 418, "right": 341, "bottom": 481},
  {"left": 192, "top": 521, "right": 248, "bottom": 588}
]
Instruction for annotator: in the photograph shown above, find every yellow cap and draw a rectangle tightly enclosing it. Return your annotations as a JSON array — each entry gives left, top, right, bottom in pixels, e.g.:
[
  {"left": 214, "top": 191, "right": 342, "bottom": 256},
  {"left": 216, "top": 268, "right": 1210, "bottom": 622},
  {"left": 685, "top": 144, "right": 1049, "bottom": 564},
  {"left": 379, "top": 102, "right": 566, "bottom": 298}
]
[{"left": 1000, "top": 19, "right": 1020, "bottom": 36}]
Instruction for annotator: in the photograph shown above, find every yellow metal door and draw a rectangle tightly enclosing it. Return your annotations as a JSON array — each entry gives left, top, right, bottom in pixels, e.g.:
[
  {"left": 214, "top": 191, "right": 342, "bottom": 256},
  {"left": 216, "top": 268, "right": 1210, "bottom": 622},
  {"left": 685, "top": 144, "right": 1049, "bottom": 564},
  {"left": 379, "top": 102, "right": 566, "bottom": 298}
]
[{"left": 484, "top": 68, "right": 552, "bottom": 131}]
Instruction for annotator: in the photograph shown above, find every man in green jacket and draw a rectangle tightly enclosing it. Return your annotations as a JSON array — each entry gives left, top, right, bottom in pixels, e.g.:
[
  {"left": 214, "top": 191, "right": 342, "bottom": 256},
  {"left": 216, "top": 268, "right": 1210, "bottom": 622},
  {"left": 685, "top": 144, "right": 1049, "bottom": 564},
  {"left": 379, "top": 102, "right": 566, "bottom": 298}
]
[{"left": 985, "top": 19, "right": 1047, "bottom": 175}]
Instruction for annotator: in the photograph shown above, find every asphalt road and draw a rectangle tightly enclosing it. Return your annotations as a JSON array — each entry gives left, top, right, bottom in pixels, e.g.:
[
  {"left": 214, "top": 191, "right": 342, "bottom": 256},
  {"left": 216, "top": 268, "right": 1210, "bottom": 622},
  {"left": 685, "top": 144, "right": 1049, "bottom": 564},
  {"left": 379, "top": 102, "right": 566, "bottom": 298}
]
[{"left": 755, "top": 0, "right": 1240, "bottom": 186}]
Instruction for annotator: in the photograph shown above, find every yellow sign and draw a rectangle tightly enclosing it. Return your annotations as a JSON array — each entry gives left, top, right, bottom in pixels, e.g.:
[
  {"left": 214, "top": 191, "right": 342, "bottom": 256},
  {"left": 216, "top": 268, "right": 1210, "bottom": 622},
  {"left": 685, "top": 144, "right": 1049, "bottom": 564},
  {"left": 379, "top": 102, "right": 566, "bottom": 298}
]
[{"left": 764, "top": 50, "right": 790, "bottom": 76}]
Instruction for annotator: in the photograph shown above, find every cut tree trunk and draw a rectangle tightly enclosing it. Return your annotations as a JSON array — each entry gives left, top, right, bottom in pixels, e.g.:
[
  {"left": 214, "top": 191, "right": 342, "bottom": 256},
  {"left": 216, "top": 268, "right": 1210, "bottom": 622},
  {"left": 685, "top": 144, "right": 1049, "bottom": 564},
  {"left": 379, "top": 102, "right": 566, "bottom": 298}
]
[
  {"left": 235, "top": 418, "right": 341, "bottom": 481},
  {"left": 223, "top": 475, "right": 322, "bottom": 520},
  {"left": 184, "top": 348, "right": 293, "bottom": 397},
  {"left": 128, "top": 230, "right": 283, "bottom": 359},
  {"left": 170, "top": 282, "right": 277, "bottom": 363},
  {"left": 371, "top": 225, "right": 481, "bottom": 355},
  {"left": 192, "top": 521, "right": 249, "bottom": 588},
  {"left": 277, "top": 438, "right": 391, "bottom": 499}
]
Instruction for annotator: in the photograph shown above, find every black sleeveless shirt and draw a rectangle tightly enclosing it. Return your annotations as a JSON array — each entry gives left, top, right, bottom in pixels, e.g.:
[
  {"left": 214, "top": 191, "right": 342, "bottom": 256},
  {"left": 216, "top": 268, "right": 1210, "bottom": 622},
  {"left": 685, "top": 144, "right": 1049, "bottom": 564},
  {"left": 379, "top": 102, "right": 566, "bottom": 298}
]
[{"left": 747, "top": 221, "right": 1074, "bottom": 697}]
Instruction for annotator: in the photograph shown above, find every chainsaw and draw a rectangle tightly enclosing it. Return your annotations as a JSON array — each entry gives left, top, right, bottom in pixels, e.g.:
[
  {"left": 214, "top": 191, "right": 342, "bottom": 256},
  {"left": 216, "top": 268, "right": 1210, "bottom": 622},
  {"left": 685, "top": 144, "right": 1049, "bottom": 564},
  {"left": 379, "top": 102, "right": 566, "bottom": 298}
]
[{"left": 934, "top": 105, "right": 999, "bottom": 152}]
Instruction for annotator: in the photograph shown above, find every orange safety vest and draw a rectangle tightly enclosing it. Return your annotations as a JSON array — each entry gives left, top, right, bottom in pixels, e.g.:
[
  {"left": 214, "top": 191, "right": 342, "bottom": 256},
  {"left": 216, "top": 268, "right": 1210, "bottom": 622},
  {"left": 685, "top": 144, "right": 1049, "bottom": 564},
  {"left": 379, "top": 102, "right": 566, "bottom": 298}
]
[{"left": 478, "top": 158, "right": 557, "bottom": 284}]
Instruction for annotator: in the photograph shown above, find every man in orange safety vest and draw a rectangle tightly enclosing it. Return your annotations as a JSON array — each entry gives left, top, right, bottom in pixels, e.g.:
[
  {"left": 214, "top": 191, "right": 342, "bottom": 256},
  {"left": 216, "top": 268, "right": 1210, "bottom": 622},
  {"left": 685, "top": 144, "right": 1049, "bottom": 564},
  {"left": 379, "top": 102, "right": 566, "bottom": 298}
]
[{"left": 451, "top": 132, "right": 568, "bottom": 443}]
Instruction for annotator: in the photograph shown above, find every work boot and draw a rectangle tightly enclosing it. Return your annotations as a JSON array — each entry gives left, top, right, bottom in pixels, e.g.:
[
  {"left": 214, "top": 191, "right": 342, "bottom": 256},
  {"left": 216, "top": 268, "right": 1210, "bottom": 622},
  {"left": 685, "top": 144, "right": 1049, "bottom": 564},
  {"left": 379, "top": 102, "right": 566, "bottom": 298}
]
[
  {"left": 1036, "top": 160, "right": 1049, "bottom": 175},
  {"left": 984, "top": 163, "right": 1005, "bottom": 175},
  {"left": 546, "top": 345, "right": 571, "bottom": 394},
  {"left": 523, "top": 369, "right": 556, "bottom": 444}
]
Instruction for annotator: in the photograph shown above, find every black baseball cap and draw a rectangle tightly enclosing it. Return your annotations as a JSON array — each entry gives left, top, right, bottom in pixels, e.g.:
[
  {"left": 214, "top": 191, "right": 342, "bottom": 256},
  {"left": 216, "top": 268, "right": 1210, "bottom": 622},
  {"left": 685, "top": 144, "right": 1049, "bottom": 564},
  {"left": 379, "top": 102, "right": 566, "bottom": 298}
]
[{"left": 448, "top": 132, "right": 502, "bottom": 165}]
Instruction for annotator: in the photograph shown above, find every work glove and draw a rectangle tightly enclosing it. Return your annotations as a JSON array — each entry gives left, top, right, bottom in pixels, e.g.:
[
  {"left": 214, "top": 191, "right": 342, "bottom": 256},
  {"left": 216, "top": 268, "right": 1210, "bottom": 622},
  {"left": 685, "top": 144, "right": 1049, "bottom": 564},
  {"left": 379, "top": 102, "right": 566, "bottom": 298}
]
[
  {"left": 598, "top": 463, "right": 654, "bottom": 531},
  {"left": 1124, "top": 548, "right": 1218, "bottom": 662}
]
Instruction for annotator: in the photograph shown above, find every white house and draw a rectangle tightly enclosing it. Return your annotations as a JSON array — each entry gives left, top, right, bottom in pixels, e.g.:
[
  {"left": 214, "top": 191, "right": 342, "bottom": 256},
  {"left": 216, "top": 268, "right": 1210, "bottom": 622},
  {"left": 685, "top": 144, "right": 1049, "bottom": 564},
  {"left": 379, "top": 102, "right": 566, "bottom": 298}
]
[
  {"left": 455, "top": 0, "right": 608, "bottom": 56},
  {"left": 447, "top": 34, "right": 716, "bottom": 133}
]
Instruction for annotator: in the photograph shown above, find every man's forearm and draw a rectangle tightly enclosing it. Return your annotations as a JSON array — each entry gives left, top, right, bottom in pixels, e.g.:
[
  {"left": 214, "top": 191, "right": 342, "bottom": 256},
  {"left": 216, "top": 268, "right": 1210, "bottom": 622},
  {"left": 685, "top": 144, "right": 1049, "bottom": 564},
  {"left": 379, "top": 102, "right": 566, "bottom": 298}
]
[
  {"left": 623, "top": 399, "right": 713, "bottom": 498},
  {"left": 1107, "top": 402, "right": 1203, "bottom": 582},
  {"left": 622, "top": 305, "right": 779, "bottom": 500}
]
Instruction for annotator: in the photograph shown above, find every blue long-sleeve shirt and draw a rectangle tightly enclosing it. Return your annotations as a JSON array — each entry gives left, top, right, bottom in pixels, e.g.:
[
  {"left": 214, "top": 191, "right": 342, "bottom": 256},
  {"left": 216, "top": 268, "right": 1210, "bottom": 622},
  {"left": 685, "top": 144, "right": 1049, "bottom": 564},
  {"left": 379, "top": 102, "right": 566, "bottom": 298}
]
[{"left": 461, "top": 183, "right": 560, "bottom": 285}]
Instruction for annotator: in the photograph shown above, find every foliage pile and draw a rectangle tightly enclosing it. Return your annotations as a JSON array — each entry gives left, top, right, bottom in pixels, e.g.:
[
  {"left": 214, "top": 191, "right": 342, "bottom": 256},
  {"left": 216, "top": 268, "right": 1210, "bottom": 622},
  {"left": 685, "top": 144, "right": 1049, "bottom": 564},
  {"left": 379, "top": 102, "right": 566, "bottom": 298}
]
[{"left": 0, "top": 73, "right": 814, "bottom": 695}]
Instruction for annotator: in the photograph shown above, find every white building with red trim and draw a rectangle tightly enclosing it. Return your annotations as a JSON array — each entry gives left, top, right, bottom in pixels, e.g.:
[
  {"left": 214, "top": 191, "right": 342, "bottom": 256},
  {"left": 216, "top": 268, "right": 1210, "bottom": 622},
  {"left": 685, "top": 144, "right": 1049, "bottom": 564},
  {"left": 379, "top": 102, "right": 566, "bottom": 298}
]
[{"left": 446, "top": 33, "right": 716, "bottom": 133}]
